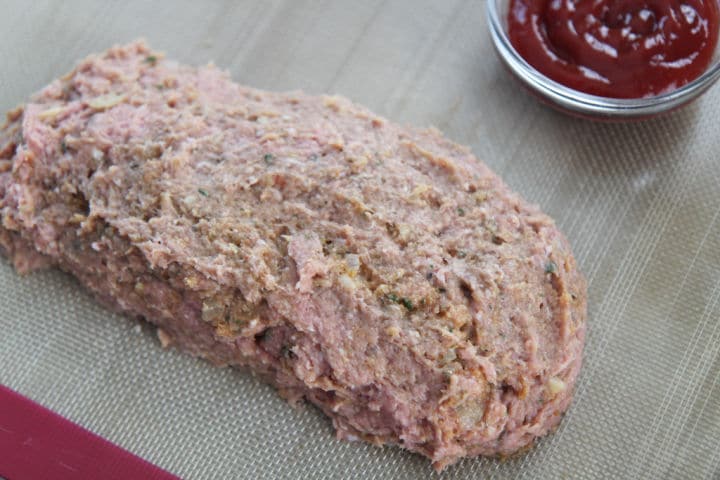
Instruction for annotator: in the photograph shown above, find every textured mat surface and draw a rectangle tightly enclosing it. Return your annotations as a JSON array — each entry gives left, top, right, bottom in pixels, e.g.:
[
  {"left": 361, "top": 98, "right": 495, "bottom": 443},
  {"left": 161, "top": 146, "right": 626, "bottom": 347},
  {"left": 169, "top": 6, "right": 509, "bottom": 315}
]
[{"left": 1, "top": 1, "right": 719, "bottom": 479}]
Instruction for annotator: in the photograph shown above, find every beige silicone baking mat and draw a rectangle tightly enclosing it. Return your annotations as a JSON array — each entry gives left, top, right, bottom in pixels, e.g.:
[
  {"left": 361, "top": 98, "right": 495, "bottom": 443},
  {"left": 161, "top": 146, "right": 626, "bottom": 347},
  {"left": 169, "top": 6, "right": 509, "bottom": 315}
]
[{"left": 1, "top": 1, "right": 719, "bottom": 478}]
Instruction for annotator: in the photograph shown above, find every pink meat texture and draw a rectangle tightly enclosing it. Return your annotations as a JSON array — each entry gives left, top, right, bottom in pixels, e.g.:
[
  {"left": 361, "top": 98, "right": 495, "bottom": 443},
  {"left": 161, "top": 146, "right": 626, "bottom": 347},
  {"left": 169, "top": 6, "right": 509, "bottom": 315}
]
[{"left": 0, "top": 42, "right": 586, "bottom": 470}]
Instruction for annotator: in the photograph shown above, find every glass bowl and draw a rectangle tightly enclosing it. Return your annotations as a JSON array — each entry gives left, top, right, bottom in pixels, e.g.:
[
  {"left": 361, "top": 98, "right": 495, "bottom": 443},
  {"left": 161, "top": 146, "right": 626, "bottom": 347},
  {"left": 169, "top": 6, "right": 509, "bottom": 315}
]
[{"left": 486, "top": 0, "right": 720, "bottom": 121}]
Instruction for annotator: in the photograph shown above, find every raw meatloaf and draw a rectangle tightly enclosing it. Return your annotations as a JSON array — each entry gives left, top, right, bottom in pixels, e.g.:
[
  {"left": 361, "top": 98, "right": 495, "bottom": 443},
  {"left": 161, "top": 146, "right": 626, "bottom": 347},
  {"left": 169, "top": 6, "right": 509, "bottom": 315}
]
[{"left": 0, "top": 42, "right": 586, "bottom": 469}]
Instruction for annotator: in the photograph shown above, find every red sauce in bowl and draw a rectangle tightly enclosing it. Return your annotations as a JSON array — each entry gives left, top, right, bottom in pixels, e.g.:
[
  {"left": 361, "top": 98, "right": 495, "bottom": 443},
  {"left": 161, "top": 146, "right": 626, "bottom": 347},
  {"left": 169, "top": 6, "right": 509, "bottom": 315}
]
[{"left": 508, "top": 0, "right": 720, "bottom": 98}]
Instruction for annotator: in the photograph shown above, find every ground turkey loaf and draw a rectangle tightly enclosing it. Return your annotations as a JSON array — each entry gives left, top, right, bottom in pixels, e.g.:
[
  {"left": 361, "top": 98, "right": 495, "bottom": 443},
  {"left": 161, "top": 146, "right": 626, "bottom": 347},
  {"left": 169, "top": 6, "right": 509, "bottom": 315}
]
[{"left": 0, "top": 41, "right": 586, "bottom": 470}]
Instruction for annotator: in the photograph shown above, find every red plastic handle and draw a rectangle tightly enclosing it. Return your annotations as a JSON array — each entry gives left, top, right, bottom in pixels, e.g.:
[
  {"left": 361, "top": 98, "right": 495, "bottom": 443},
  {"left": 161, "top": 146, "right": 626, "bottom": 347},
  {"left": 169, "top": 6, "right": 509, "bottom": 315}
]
[{"left": 0, "top": 384, "right": 179, "bottom": 480}]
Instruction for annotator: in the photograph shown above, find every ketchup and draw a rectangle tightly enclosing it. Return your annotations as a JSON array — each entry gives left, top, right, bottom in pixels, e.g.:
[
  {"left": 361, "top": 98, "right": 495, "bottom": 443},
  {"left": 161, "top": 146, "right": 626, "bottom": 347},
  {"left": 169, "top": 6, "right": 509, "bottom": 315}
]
[{"left": 508, "top": 0, "right": 720, "bottom": 98}]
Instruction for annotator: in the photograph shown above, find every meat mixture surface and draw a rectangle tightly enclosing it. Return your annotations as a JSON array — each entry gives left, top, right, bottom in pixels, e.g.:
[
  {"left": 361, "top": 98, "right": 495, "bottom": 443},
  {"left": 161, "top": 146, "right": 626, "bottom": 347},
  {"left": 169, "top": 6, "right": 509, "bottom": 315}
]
[{"left": 0, "top": 41, "right": 586, "bottom": 470}]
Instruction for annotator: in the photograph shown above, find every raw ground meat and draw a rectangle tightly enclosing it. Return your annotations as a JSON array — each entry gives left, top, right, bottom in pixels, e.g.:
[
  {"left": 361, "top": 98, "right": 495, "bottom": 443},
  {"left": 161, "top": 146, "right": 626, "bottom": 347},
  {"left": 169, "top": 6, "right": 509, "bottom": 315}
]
[{"left": 0, "top": 41, "right": 586, "bottom": 470}]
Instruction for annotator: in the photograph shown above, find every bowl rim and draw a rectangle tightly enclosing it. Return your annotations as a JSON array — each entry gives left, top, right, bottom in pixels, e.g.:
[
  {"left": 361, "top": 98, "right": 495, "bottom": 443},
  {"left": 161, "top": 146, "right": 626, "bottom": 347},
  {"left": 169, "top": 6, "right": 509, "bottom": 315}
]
[{"left": 486, "top": 0, "right": 720, "bottom": 118}]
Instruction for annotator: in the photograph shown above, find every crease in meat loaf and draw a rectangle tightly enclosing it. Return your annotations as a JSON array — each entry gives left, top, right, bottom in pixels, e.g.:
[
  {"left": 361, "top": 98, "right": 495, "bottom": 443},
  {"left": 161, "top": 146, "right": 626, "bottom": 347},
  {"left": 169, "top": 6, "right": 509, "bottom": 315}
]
[{"left": 0, "top": 41, "right": 586, "bottom": 470}]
